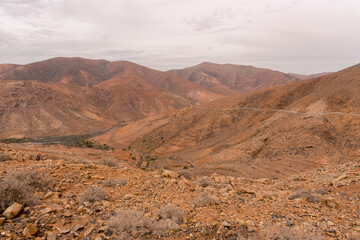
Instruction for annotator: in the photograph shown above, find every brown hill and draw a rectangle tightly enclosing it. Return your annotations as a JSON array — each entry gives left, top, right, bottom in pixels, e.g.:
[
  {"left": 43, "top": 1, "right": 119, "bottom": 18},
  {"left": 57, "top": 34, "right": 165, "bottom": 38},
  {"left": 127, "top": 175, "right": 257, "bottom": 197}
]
[
  {"left": 0, "top": 58, "right": 220, "bottom": 138},
  {"left": 169, "top": 62, "right": 300, "bottom": 95},
  {"left": 110, "top": 63, "right": 360, "bottom": 178},
  {"left": 288, "top": 72, "right": 333, "bottom": 80}
]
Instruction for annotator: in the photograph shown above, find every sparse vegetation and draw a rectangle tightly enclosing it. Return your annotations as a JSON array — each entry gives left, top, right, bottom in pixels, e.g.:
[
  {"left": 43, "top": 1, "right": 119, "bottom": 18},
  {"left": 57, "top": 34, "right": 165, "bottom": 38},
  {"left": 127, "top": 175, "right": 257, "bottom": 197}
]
[
  {"left": 177, "top": 169, "right": 193, "bottom": 179},
  {"left": 157, "top": 204, "right": 184, "bottom": 224},
  {"left": 288, "top": 190, "right": 322, "bottom": 203},
  {"left": 103, "top": 178, "right": 127, "bottom": 187},
  {"left": 0, "top": 152, "right": 12, "bottom": 162},
  {"left": 259, "top": 223, "right": 324, "bottom": 240},
  {"left": 79, "top": 186, "right": 108, "bottom": 203},
  {"left": 107, "top": 209, "right": 180, "bottom": 239},
  {"left": 76, "top": 139, "right": 114, "bottom": 151},
  {"left": 198, "top": 176, "right": 213, "bottom": 187},
  {"left": 193, "top": 192, "right": 218, "bottom": 206},
  {"left": 100, "top": 158, "right": 118, "bottom": 167},
  {"left": 0, "top": 169, "right": 55, "bottom": 212}
]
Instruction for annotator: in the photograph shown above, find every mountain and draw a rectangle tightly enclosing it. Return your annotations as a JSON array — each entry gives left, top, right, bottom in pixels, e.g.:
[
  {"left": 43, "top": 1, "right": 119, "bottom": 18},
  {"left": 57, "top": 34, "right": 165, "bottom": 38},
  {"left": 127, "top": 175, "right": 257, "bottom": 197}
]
[
  {"left": 169, "top": 62, "right": 300, "bottom": 95},
  {"left": 0, "top": 57, "right": 220, "bottom": 138},
  {"left": 109, "top": 63, "right": 360, "bottom": 178},
  {"left": 288, "top": 72, "right": 333, "bottom": 80}
]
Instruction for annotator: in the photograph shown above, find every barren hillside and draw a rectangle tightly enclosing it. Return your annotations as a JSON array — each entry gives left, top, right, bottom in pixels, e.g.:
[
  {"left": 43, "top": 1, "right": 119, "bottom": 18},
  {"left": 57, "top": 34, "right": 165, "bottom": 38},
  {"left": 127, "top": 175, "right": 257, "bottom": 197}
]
[
  {"left": 109, "top": 63, "right": 360, "bottom": 178},
  {"left": 169, "top": 62, "right": 300, "bottom": 95},
  {"left": 0, "top": 58, "right": 220, "bottom": 138}
]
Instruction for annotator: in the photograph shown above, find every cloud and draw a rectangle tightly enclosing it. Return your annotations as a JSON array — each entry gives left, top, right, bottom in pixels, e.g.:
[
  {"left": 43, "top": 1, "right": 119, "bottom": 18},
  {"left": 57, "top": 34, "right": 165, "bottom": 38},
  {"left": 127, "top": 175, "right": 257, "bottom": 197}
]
[
  {"left": 186, "top": 8, "right": 234, "bottom": 32},
  {"left": 0, "top": 0, "right": 359, "bottom": 74}
]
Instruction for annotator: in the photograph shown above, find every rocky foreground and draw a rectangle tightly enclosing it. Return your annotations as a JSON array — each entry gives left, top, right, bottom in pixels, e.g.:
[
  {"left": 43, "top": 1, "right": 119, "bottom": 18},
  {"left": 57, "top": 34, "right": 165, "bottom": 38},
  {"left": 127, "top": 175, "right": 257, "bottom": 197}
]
[{"left": 0, "top": 144, "right": 359, "bottom": 239}]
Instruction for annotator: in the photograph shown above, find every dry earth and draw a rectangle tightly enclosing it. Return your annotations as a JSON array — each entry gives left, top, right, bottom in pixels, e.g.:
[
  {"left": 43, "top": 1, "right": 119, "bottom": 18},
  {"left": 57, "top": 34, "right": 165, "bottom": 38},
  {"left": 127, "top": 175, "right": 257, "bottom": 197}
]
[{"left": 0, "top": 143, "right": 359, "bottom": 239}]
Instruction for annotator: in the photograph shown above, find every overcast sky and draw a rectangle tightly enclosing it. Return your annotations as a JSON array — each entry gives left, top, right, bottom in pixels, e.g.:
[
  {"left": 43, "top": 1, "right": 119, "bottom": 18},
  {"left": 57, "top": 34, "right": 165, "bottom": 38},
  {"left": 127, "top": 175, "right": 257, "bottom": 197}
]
[{"left": 0, "top": 0, "right": 359, "bottom": 74}]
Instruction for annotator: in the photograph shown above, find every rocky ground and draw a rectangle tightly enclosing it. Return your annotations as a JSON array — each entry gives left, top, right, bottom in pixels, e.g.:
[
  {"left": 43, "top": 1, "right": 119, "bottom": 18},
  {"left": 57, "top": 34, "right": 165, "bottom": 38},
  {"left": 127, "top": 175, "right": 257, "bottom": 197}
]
[{"left": 0, "top": 143, "right": 359, "bottom": 239}]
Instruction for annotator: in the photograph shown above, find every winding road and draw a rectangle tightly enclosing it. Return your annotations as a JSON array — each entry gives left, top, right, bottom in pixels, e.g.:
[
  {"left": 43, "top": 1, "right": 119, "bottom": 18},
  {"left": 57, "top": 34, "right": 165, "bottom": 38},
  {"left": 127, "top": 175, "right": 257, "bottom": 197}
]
[
  {"left": 194, "top": 106, "right": 360, "bottom": 117},
  {"left": 108, "top": 106, "right": 360, "bottom": 148}
]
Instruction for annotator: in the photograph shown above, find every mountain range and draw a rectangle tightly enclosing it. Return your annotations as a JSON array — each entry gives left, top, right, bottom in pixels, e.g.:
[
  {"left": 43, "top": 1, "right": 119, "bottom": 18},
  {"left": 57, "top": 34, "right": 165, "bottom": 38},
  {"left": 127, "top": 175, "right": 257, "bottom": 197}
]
[
  {"left": 108, "top": 63, "right": 360, "bottom": 178},
  {"left": 0, "top": 57, "right": 309, "bottom": 138}
]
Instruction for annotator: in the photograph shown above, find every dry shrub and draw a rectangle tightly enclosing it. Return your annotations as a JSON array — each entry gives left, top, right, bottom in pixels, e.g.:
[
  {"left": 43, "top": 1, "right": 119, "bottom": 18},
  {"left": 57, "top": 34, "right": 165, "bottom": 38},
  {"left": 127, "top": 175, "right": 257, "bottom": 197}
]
[
  {"left": 103, "top": 178, "right": 127, "bottom": 187},
  {"left": 193, "top": 192, "right": 218, "bottom": 206},
  {"left": 288, "top": 190, "right": 322, "bottom": 203},
  {"left": 198, "top": 177, "right": 212, "bottom": 187},
  {"left": 107, "top": 209, "right": 180, "bottom": 239},
  {"left": 157, "top": 204, "right": 184, "bottom": 224},
  {"left": 80, "top": 186, "right": 108, "bottom": 203},
  {"left": 0, "top": 152, "right": 12, "bottom": 162},
  {"left": 0, "top": 169, "right": 55, "bottom": 212},
  {"left": 259, "top": 223, "right": 324, "bottom": 240},
  {"left": 100, "top": 158, "right": 118, "bottom": 167},
  {"left": 177, "top": 170, "right": 193, "bottom": 179}
]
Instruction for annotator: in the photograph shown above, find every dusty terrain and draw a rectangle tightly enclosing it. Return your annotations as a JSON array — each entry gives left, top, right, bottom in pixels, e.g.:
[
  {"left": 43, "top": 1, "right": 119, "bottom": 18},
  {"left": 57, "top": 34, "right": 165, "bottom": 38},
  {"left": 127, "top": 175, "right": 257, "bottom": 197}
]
[
  {"left": 107, "top": 63, "right": 360, "bottom": 178},
  {"left": 1, "top": 59, "right": 360, "bottom": 239},
  {"left": 0, "top": 143, "right": 359, "bottom": 239}
]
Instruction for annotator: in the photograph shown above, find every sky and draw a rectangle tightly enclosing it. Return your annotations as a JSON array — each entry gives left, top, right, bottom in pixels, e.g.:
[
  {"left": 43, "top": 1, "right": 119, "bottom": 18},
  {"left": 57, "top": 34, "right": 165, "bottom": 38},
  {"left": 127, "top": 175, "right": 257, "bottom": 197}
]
[{"left": 0, "top": 0, "right": 359, "bottom": 74}]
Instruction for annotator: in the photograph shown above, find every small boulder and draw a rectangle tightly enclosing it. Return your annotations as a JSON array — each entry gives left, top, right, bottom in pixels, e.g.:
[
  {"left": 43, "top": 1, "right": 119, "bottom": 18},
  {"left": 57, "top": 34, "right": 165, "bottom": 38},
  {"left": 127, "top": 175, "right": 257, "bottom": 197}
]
[
  {"left": 46, "top": 231, "right": 57, "bottom": 240},
  {"left": 334, "top": 173, "right": 348, "bottom": 182},
  {"left": 323, "top": 198, "right": 340, "bottom": 209},
  {"left": 162, "top": 170, "right": 179, "bottom": 179},
  {"left": 0, "top": 217, "right": 6, "bottom": 226},
  {"left": 123, "top": 193, "right": 134, "bottom": 200},
  {"left": 3, "top": 202, "right": 24, "bottom": 219},
  {"left": 23, "top": 223, "right": 38, "bottom": 238}
]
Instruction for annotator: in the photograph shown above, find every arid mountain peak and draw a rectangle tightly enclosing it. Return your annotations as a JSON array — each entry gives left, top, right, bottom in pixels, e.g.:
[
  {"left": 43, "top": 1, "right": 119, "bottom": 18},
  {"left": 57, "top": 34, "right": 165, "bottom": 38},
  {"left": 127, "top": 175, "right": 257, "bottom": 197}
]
[{"left": 169, "top": 62, "right": 300, "bottom": 95}]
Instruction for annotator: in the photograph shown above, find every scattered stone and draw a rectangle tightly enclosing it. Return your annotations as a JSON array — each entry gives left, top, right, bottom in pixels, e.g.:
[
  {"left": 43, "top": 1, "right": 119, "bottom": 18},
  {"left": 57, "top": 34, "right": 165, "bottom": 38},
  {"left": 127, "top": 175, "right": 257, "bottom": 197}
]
[
  {"left": 59, "top": 228, "right": 71, "bottom": 234},
  {"left": 56, "top": 159, "right": 66, "bottom": 166},
  {"left": 222, "top": 221, "right": 231, "bottom": 228},
  {"left": 83, "top": 224, "right": 96, "bottom": 237},
  {"left": 0, "top": 217, "right": 5, "bottom": 226},
  {"left": 74, "top": 224, "right": 85, "bottom": 232},
  {"left": 46, "top": 231, "right": 57, "bottom": 240},
  {"left": 322, "top": 198, "right": 340, "bottom": 209},
  {"left": 43, "top": 191, "right": 53, "bottom": 199},
  {"left": 23, "top": 223, "right": 38, "bottom": 238},
  {"left": 162, "top": 170, "right": 179, "bottom": 179},
  {"left": 2, "top": 202, "right": 24, "bottom": 219},
  {"left": 64, "top": 212, "right": 73, "bottom": 218},
  {"left": 123, "top": 193, "right": 134, "bottom": 200},
  {"left": 334, "top": 173, "right": 348, "bottom": 182}
]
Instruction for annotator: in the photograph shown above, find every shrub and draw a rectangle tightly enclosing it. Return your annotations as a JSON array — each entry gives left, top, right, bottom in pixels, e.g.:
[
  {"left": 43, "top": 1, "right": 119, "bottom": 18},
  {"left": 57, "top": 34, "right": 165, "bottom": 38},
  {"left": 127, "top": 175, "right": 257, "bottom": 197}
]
[
  {"left": 0, "top": 152, "right": 12, "bottom": 162},
  {"left": 259, "top": 223, "right": 324, "bottom": 240},
  {"left": 100, "top": 158, "right": 118, "bottom": 167},
  {"left": 193, "top": 192, "right": 218, "bottom": 206},
  {"left": 288, "top": 190, "right": 322, "bottom": 203},
  {"left": 177, "top": 170, "right": 193, "bottom": 180},
  {"left": 107, "top": 209, "right": 180, "bottom": 239},
  {"left": 198, "top": 177, "right": 212, "bottom": 187},
  {"left": 157, "top": 204, "right": 184, "bottom": 224},
  {"left": 103, "top": 178, "right": 127, "bottom": 187},
  {"left": 0, "top": 169, "right": 55, "bottom": 212},
  {"left": 79, "top": 186, "right": 108, "bottom": 203}
]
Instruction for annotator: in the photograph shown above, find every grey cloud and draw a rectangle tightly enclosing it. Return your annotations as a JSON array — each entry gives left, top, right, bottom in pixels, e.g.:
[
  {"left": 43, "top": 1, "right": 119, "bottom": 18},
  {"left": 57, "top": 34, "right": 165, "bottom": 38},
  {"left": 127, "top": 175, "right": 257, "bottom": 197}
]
[
  {"left": 0, "top": 0, "right": 359, "bottom": 74},
  {"left": 186, "top": 8, "right": 234, "bottom": 32}
]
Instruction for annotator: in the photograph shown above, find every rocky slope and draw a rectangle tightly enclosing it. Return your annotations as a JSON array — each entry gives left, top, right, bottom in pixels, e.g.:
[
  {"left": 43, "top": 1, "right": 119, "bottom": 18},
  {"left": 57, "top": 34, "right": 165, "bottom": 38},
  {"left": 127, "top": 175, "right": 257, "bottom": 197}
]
[
  {"left": 0, "top": 58, "right": 220, "bottom": 138},
  {"left": 108, "top": 63, "right": 360, "bottom": 178},
  {"left": 169, "top": 62, "right": 300, "bottom": 95},
  {"left": 0, "top": 143, "right": 359, "bottom": 239}
]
